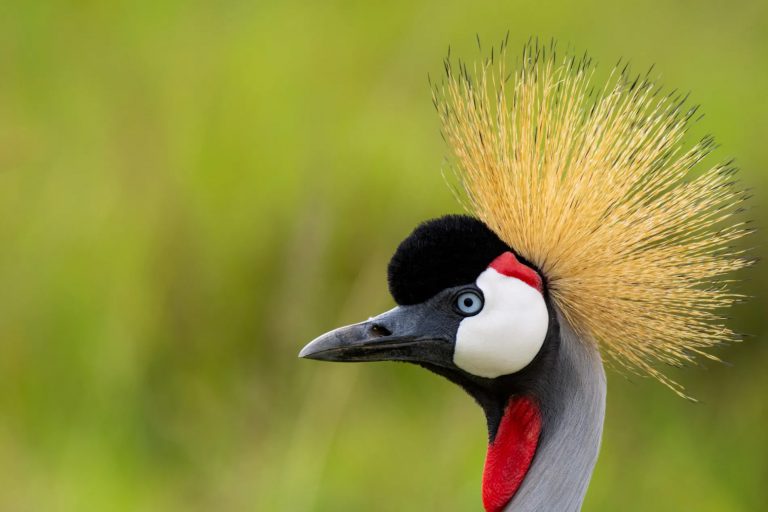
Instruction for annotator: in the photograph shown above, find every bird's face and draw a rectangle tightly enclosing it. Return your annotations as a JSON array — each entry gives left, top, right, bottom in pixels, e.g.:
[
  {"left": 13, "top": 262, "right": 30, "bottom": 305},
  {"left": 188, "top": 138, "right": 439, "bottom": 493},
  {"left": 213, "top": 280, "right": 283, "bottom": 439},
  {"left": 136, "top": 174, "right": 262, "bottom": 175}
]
[{"left": 300, "top": 215, "right": 555, "bottom": 419}]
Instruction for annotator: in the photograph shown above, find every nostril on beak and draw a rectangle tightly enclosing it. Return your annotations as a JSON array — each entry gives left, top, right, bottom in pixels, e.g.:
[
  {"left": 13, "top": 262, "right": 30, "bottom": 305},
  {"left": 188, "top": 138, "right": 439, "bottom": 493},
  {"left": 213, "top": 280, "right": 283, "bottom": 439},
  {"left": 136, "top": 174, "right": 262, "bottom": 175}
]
[{"left": 369, "top": 323, "right": 392, "bottom": 337}]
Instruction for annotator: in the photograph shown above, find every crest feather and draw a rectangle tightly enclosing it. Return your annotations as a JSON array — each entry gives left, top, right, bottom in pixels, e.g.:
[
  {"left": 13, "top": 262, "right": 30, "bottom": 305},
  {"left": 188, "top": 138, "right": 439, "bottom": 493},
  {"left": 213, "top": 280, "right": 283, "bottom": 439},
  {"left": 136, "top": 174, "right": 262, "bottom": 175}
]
[{"left": 433, "top": 40, "right": 753, "bottom": 397}]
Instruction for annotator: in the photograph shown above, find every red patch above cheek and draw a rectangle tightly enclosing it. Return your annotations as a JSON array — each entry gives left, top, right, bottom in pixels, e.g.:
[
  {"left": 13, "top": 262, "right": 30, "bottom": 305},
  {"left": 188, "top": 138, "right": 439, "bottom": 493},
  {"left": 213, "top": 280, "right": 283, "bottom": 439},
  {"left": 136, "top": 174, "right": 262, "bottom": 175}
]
[{"left": 489, "top": 252, "right": 543, "bottom": 292}]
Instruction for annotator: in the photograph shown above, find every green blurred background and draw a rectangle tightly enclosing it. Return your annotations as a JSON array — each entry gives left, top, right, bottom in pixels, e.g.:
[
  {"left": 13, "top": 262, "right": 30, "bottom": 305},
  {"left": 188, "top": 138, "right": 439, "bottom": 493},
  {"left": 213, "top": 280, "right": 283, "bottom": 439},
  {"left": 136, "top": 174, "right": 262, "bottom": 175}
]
[{"left": 0, "top": 1, "right": 766, "bottom": 511}]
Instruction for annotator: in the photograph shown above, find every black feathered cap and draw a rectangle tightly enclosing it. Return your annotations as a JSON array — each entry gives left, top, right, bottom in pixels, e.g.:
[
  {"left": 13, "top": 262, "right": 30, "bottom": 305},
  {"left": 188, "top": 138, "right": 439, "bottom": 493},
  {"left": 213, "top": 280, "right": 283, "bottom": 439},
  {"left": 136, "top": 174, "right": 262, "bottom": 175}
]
[{"left": 387, "top": 215, "right": 512, "bottom": 305}]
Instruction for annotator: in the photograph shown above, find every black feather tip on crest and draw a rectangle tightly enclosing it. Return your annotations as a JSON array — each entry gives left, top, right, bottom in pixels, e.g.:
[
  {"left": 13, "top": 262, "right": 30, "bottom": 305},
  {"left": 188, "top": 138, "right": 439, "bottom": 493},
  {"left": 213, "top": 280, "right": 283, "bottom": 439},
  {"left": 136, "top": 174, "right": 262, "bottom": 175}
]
[{"left": 387, "top": 215, "right": 514, "bottom": 305}]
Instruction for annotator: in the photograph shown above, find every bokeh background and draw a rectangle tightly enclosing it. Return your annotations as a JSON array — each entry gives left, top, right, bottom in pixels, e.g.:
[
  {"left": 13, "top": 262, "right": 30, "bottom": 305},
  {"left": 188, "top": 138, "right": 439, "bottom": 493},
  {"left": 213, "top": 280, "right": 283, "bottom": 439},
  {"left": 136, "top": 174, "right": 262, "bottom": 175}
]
[{"left": 0, "top": 1, "right": 766, "bottom": 511}]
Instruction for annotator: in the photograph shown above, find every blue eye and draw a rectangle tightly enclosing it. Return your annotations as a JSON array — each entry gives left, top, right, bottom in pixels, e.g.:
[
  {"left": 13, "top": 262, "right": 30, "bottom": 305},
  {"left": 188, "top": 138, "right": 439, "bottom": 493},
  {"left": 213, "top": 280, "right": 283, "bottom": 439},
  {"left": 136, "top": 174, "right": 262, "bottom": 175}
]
[{"left": 456, "top": 290, "right": 483, "bottom": 316}]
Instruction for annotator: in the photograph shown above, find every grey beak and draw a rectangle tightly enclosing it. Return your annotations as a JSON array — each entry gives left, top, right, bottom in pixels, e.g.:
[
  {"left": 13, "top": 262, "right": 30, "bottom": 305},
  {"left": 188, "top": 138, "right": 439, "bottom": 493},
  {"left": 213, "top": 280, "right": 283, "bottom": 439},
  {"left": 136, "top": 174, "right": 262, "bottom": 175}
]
[{"left": 299, "top": 306, "right": 456, "bottom": 367}]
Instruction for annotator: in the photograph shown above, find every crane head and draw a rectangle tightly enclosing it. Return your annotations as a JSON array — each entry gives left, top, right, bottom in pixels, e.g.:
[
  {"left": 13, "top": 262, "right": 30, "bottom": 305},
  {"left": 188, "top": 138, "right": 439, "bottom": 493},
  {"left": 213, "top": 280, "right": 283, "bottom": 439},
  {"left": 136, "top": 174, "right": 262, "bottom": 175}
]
[
  {"left": 299, "top": 214, "right": 560, "bottom": 433},
  {"left": 299, "top": 214, "right": 552, "bottom": 394}
]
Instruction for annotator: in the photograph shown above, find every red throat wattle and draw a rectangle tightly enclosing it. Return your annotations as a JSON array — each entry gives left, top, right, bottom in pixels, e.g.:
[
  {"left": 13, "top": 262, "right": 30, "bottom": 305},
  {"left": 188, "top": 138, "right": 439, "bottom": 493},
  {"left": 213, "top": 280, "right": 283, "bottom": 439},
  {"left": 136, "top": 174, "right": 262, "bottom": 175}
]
[{"left": 482, "top": 395, "right": 542, "bottom": 512}]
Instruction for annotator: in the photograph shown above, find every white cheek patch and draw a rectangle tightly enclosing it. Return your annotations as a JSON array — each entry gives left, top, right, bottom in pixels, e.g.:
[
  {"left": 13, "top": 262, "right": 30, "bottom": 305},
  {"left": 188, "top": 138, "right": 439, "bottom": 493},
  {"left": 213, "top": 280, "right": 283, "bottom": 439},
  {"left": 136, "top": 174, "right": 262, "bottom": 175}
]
[{"left": 453, "top": 268, "right": 549, "bottom": 378}]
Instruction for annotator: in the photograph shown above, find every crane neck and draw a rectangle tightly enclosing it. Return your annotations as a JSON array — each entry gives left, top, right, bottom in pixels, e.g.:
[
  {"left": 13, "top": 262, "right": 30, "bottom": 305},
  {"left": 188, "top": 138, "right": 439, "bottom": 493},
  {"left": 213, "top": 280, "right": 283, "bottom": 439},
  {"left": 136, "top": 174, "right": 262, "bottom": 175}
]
[
  {"left": 415, "top": 305, "right": 606, "bottom": 512},
  {"left": 502, "top": 309, "right": 606, "bottom": 511}
]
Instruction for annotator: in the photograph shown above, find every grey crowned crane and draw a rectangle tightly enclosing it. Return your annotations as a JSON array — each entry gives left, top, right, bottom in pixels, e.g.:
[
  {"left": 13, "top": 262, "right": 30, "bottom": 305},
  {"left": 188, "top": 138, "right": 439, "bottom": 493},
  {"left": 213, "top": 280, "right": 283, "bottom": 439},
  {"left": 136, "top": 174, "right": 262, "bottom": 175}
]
[{"left": 299, "top": 41, "right": 752, "bottom": 512}]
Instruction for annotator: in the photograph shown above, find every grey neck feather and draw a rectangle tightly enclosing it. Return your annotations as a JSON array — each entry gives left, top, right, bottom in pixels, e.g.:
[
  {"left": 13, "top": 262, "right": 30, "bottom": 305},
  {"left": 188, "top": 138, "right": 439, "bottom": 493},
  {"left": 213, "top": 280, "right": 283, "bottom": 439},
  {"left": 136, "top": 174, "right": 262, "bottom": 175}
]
[{"left": 504, "top": 308, "right": 606, "bottom": 511}]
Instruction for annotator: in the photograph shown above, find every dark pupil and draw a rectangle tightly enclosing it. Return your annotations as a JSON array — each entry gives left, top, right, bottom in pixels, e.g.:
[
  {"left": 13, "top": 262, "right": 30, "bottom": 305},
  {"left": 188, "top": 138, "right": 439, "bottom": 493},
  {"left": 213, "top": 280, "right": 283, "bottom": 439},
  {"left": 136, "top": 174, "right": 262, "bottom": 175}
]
[{"left": 463, "top": 297, "right": 473, "bottom": 308}]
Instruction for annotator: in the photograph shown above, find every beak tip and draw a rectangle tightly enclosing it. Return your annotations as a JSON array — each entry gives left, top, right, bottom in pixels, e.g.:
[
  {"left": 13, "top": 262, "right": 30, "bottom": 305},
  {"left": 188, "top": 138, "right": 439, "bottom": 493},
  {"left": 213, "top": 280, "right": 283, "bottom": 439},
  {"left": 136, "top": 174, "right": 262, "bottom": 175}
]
[{"left": 298, "top": 344, "right": 314, "bottom": 359}]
